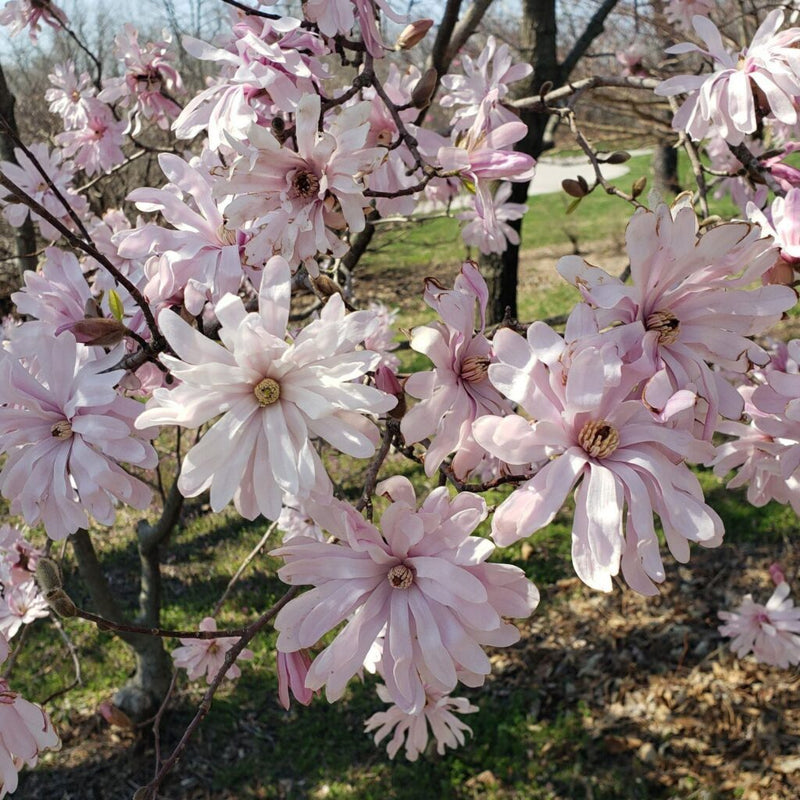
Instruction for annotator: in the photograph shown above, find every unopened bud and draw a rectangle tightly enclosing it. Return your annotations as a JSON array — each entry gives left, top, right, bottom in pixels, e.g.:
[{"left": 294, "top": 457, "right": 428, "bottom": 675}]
[
  {"left": 375, "top": 365, "right": 406, "bottom": 419},
  {"left": 395, "top": 19, "right": 433, "bottom": 50},
  {"left": 631, "top": 176, "right": 647, "bottom": 198},
  {"left": 601, "top": 151, "right": 631, "bottom": 164},
  {"left": 44, "top": 588, "right": 78, "bottom": 618},
  {"left": 35, "top": 557, "right": 63, "bottom": 593},
  {"left": 312, "top": 274, "right": 343, "bottom": 299},
  {"left": 411, "top": 68, "right": 437, "bottom": 109},
  {"left": 562, "top": 178, "right": 589, "bottom": 198},
  {"left": 67, "top": 317, "right": 128, "bottom": 347}
]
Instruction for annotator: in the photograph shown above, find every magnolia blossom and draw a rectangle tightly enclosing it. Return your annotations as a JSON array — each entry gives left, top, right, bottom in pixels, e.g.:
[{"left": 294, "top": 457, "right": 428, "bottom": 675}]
[
  {"left": 473, "top": 321, "right": 724, "bottom": 595},
  {"left": 664, "top": 0, "right": 713, "bottom": 29},
  {"left": 45, "top": 61, "right": 97, "bottom": 129},
  {"left": 277, "top": 649, "right": 313, "bottom": 709},
  {"left": 458, "top": 181, "right": 527, "bottom": 255},
  {"left": 120, "top": 153, "right": 247, "bottom": 314},
  {"left": 223, "top": 94, "right": 383, "bottom": 273},
  {"left": 136, "top": 256, "right": 396, "bottom": 521},
  {"left": 0, "top": 0, "right": 65, "bottom": 40},
  {"left": 558, "top": 199, "right": 796, "bottom": 437},
  {"left": 0, "top": 580, "right": 48, "bottom": 639},
  {"left": 0, "top": 525, "right": 39, "bottom": 589},
  {"left": 656, "top": 11, "right": 800, "bottom": 144},
  {"left": 98, "top": 24, "right": 183, "bottom": 132},
  {"left": 440, "top": 36, "right": 532, "bottom": 132},
  {"left": 719, "top": 580, "right": 800, "bottom": 668},
  {"left": 171, "top": 618, "right": 254, "bottom": 684},
  {"left": 748, "top": 188, "right": 800, "bottom": 265},
  {"left": 0, "top": 325, "right": 157, "bottom": 540},
  {"left": 0, "top": 143, "right": 88, "bottom": 241},
  {"left": 55, "top": 105, "right": 126, "bottom": 176},
  {"left": 402, "top": 262, "right": 512, "bottom": 476},
  {"left": 272, "top": 477, "right": 538, "bottom": 713},
  {"left": 365, "top": 684, "right": 477, "bottom": 761}
]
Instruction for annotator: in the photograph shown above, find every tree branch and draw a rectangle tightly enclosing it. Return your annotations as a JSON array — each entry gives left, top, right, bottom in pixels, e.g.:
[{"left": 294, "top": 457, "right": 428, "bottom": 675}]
[{"left": 560, "top": 0, "right": 621, "bottom": 79}]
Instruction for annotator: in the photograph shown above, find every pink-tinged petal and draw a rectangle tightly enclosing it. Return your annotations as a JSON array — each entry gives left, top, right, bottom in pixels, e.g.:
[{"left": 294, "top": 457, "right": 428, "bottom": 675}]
[
  {"left": 258, "top": 255, "right": 291, "bottom": 336},
  {"left": 472, "top": 414, "right": 538, "bottom": 466}
]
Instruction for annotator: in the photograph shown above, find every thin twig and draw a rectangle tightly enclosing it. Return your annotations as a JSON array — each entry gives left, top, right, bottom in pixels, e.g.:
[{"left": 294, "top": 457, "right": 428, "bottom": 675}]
[{"left": 39, "top": 616, "right": 82, "bottom": 705}]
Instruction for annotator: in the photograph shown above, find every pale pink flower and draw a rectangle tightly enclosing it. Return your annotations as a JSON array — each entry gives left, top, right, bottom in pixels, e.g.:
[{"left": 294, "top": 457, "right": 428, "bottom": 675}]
[
  {"left": 664, "top": 0, "right": 713, "bottom": 30},
  {"left": 174, "top": 18, "right": 327, "bottom": 149},
  {"left": 136, "top": 256, "right": 396, "bottom": 521},
  {"left": 277, "top": 649, "right": 313, "bottom": 709},
  {"left": 0, "top": 525, "right": 39, "bottom": 589},
  {"left": 440, "top": 36, "right": 532, "bottom": 132},
  {"left": 272, "top": 477, "right": 538, "bottom": 713},
  {"left": 402, "top": 262, "right": 512, "bottom": 476},
  {"left": 473, "top": 322, "right": 723, "bottom": 595},
  {"left": 120, "top": 153, "right": 246, "bottom": 314},
  {"left": 616, "top": 45, "right": 649, "bottom": 78},
  {"left": 303, "top": 0, "right": 404, "bottom": 57},
  {"left": 0, "top": 676, "right": 60, "bottom": 798},
  {"left": 457, "top": 181, "right": 527, "bottom": 255},
  {"left": 363, "top": 302, "right": 400, "bottom": 372},
  {"left": 55, "top": 105, "right": 126, "bottom": 176},
  {"left": 747, "top": 188, "right": 800, "bottom": 265},
  {"left": 45, "top": 61, "right": 97, "bottom": 130},
  {"left": 558, "top": 199, "right": 796, "bottom": 437},
  {"left": 0, "top": 580, "right": 48, "bottom": 639},
  {"left": 98, "top": 24, "right": 183, "bottom": 133},
  {"left": 277, "top": 494, "right": 324, "bottom": 542},
  {"left": 0, "top": 0, "right": 65, "bottom": 41},
  {"left": 0, "top": 325, "right": 157, "bottom": 540},
  {"left": 656, "top": 11, "right": 800, "bottom": 144},
  {"left": 11, "top": 247, "right": 92, "bottom": 331},
  {"left": 0, "top": 143, "right": 88, "bottom": 241},
  {"left": 172, "top": 617, "right": 253, "bottom": 684},
  {"left": 719, "top": 580, "right": 800, "bottom": 668},
  {"left": 365, "top": 684, "right": 478, "bottom": 761},
  {"left": 223, "top": 94, "right": 383, "bottom": 273}
]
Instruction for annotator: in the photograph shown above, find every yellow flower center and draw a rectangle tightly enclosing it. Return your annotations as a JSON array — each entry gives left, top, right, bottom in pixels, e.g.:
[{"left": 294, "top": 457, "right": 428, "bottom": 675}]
[
  {"left": 578, "top": 419, "right": 620, "bottom": 459},
  {"left": 51, "top": 420, "right": 73, "bottom": 439},
  {"left": 254, "top": 377, "right": 281, "bottom": 407}
]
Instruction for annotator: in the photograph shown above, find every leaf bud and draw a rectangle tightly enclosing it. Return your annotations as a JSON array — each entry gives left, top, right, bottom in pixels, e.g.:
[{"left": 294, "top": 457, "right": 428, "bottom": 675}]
[
  {"left": 562, "top": 178, "right": 588, "bottom": 198},
  {"left": 312, "top": 274, "right": 343, "bottom": 299},
  {"left": 604, "top": 150, "right": 631, "bottom": 164},
  {"left": 35, "top": 556, "right": 63, "bottom": 593},
  {"left": 44, "top": 588, "right": 78, "bottom": 618},
  {"left": 67, "top": 317, "right": 128, "bottom": 347},
  {"left": 411, "top": 68, "right": 438, "bottom": 109},
  {"left": 395, "top": 19, "right": 433, "bottom": 50},
  {"left": 631, "top": 176, "right": 647, "bottom": 198}
]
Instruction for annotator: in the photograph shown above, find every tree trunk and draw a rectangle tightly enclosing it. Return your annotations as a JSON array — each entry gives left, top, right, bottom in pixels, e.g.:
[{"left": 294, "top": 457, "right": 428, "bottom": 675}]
[{"left": 652, "top": 141, "right": 681, "bottom": 197}]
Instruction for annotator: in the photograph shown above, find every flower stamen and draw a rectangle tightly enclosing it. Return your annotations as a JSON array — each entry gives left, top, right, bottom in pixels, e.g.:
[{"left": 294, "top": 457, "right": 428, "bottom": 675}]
[
  {"left": 387, "top": 564, "right": 414, "bottom": 589},
  {"left": 291, "top": 169, "right": 320, "bottom": 199},
  {"left": 50, "top": 420, "right": 73, "bottom": 439},
  {"left": 460, "top": 355, "right": 490, "bottom": 383},
  {"left": 646, "top": 310, "right": 681, "bottom": 345},
  {"left": 578, "top": 419, "right": 620, "bottom": 459},
  {"left": 254, "top": 377, "right": 281, "bottom": 407}
]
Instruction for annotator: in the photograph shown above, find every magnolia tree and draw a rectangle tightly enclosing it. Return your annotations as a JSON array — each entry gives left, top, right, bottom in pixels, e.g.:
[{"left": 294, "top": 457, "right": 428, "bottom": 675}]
[{"left": 0, "top": 0, "right": 799, "bottom": 796}]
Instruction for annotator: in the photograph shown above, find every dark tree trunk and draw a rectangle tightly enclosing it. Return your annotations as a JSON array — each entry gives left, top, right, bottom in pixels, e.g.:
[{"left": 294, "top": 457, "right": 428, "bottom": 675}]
[
  {"left": 652, "top": 142, "right": 681, "bottom": 196},
  {"left": 0, "top": 63, "right": 38, "bottom": 286},
  {"left": 482, "top": 0, "right": 621, "bottom": 324}
]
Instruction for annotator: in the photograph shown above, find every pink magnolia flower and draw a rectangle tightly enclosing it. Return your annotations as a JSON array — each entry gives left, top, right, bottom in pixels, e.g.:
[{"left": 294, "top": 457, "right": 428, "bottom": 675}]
[
  {"left": 223, "top": 93, "right": 383, "bottom": 273},
  {"left": 363, "top": 302, "right": 400, "bottom": 372},
  {"left": 719, "top": 579, "right": 800, "bottom": 668},
  {"left": 272, "top": 476, "right": 538, "bottom": 713},
  {"left": 558, "top": 199, "right": 796, "bottom": 437},
  {"left": 748, "top": 188, "right": 800, "bottom": 265},
  {"left": 0, "top": 324, "right": 157, "bottom": 540},
  {"left": 174, "top": 17, "right": 328, "bottom": 149},
  {"left": 303, "top": 0, "right": 404, "bottom": 57},
  {"left": 55, "top": 104, "right": 126, "bottom": 176},
  {"left": 440, "top": 36, "right": 532, "bottom": 132},
  {"left": 0, "top": 579, "right": 48, "bottom": 640},
  {"left": 136, "top": 256, "right": 396, "bottom": 521},
  {"left": 0, "top": 675, "right": 60, "bottom": 797},
  {"left": 171, "top": 617, "right": 254, "bottom": 684},
  {"left": 45, "top": 61, "right": 97, "bottom": 130},
  {"left": 664, "top": 0, "right": 713, "bottom": 30},
  {"left": 120, "top": 153, "right": 247, "bottom": 314},
  {"left": 98, "top": 24, "right": 183, "bottom": 133},
  {"left": 616, "top": 45, "right": 649, "bottom": 78},
  {"left": 656, "top": 11, "right": 800, "bottom": 144},
  {"left": 365, "top": 684, "right": 478, "bottom": 761},
  {"left": 277, "top": 649, "right": 314, "bottom": 709},
  {"left": 401, "top": 261, "right": 512, "bottom": 476},
  {"left": 0, "top": 525, "right": 40, "bottom": 588},
  {"left": 473, "top": 322, "right": 723, "bottom": 595},
  {"left": 457, "top": 181, "right": 527, "bottom": 255},
  {"left": 0, "top": 143, "right": 89, "bottom": 241},
  {"left": 0, "top": 0, "right": 65, "bottom": 41},
  {"left": 277, "top": 494, "right": 325, "bottom": 542}
]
